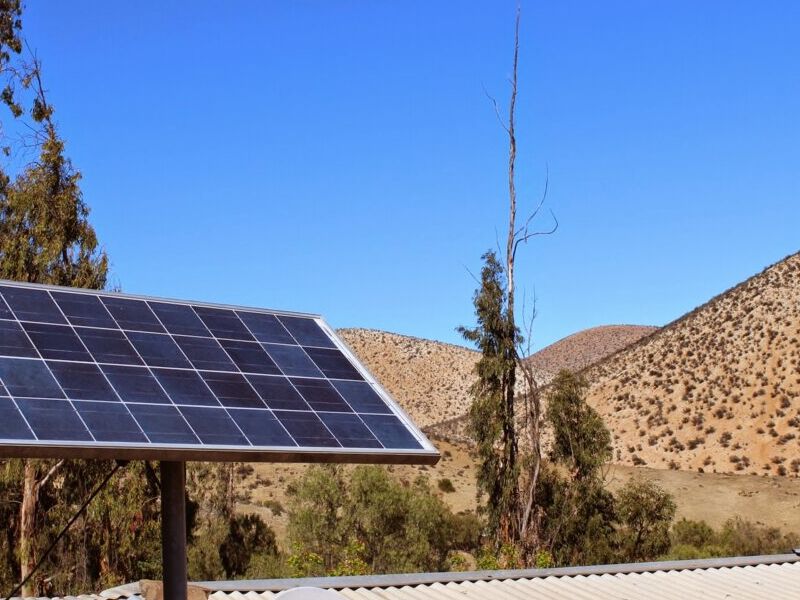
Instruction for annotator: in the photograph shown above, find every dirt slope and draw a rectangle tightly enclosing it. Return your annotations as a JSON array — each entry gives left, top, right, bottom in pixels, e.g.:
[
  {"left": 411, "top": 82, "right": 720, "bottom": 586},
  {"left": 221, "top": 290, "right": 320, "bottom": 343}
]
[
  {"left": 528, "top": 325, "right": 657, "bottom": 377},
  {"left": 586, "top": 252, "right": 800, "bottom": 476},
  {"left": 336, "top": 328, "right": 479, "bottom": 428}
]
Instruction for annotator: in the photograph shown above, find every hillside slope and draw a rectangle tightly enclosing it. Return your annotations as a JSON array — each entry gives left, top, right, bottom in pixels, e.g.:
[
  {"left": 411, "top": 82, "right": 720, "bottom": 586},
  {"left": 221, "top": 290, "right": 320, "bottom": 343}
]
[
  {"left": 528, "top": 324, "right": 657, "bottom": 377},
  {"left": 337, "top": 328, "right": 479, "bottom": 428},
  {"left": 339, "top": 324, "right": 655, "bottom": 434},
  {"left": 586, "top": 252, "right": 800, "bottom": 476}
]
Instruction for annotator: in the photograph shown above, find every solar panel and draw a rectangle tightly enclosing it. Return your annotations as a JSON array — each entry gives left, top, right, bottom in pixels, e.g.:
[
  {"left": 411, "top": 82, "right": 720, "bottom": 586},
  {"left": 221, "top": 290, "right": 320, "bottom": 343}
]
[{"left": 0, "top": 281, "right": 438, "bottom": 465}]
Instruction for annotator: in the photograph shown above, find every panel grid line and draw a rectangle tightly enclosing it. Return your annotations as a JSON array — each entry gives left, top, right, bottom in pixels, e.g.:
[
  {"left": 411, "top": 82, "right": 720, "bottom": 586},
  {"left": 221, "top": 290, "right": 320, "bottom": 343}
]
[
  {"left": 0, "top": 316, "right": 341, "bottom": 351},
  {"left": 2, "top": 294, "right": 98, "bottom": 443},
  {"left": 190, "top": 304, "right": 302, "bottom": 448},
  {"left": 266, "top": 314, "right": 387, "bottom": 449},
  {"left": 0, "top": 372, "right": 38, "bottom": 440},
  {"left": 232, "top": 309, "right": 345, "bottom": 449},
  {"left": 106, "top": 304, "right": 206, "bottom": 446},
  {"left": 147, "top": 299, "right": 255, "bottom": 447},
  {"left": 45, "top": 289, "right": 153, "bottom": 444}
]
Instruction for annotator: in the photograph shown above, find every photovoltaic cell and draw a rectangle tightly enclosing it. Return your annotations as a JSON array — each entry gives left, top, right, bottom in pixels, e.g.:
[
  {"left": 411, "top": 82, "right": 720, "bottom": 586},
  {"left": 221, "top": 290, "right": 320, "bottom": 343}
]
[
  {"left": 126, "top": 403, "right": 199, "bottom": 445},
  {"left": 0, "top": 295, "right": 13, "bottom": 320},
  {"left": 0, "top": 398, "right": 34, "bottom": 439},
  {"left": 200, "top": 371, "right": 264, "bottom": 409},
  {"left": 22, "top": 323, "right": 93, "bottom": 362},
  {"left": 278, "top": 316, "right": 336, "bottom": 348},
  {"left": 361, "top": 414, "right": 423, "bottom": 449},
  {"left": 17, "top": 398, "right": 92, "bottom": 442},
  {"left": 77, "top": 328, "right": 143, "bottom": 366},
  {"left": 151, "top": 368, "right": 219, "bottom": 406},
  {"left": 73, "top": 401, "right": 147, "bottom": 443},
  {"left": 0, "top": 358, "right": 65, "bottom": 398},
  {"left": 194, "top": 307, "right": 254, "bottom": 341},
  {"left": 149, "top": 302, "right": 211, "bottom": 337},
  {"left": 101, "top": 365, "right": 171, "bottom": 404},
  {"left": 179, "top": 406, "right": 248, "bottom": 445},
  {"left": 275, "top": 410, "right": 339, "bottom": 447},
  {"left": 246, "top": 375, "right": 308, "bottom": 411},
  {"left": 332, "top": 381, "right": 392, "bottom": 414},
  {"left": 218, "top": 339, "right": 281, "bottom": 375},
  {"left": 173, "top": 335, "right": 236, "bottom": 372},
  {"left": 48, "top": 361, "right": 119, "bottom": 402},
  {"left": 236, "top": 312, "right": 294, "bottom": 344},
  {"left": 0, "top": 281, "right": 436, "bottom": 464},
  {"left": 304, "top": 347, "right": 364, "bottom": 381},
  {"left": 126, "top": 331, "right": 192, "bottom": 369},
  {"left": 228, "top": 409, "right": 296, "bottom": 447},
  {"left": 101, "top": 297, "right": 165, "bottom": 333},
  {"left": 318, "top": 412, "right": 381, "bottom": 448},
  {"left": 52, "top": 292, "right": 117, "bottom": 328},
  {"left": 262, "top": 343, "right": 322, "bottom": 378},
  {"left": 291, "top": 377, "right": 353, "bottom": 413},
  {"left": 0, "top": 320, "right": 38, "bottom": 358},
  {"left": 0, "top": 286, "right": 66, "bottom": 324}
]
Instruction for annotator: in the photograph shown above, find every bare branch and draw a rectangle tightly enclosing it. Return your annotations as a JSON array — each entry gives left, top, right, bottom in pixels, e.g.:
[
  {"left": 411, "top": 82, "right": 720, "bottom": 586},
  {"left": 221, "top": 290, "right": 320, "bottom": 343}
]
[
  {"left": 514, "top": 166, "right": 550, "bottom": 238},
  {"left": 37, "top": 459, "right": 64, "bottom": 489},
  {"left": 482, "top": 84, "right": 510, "bottom": 134},
  {"left": 512, "top": 209, "right": 558, "bottom": 263},
  {"left": 461, "top": 262, "right": 480, "bottom": 286}
]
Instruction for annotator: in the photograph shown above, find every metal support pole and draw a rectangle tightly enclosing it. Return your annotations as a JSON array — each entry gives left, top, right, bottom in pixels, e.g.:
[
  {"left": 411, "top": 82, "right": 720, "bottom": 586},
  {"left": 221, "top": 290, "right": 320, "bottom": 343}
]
[{"left": 161, "top": 461, "right": 187, "bottom": 600}]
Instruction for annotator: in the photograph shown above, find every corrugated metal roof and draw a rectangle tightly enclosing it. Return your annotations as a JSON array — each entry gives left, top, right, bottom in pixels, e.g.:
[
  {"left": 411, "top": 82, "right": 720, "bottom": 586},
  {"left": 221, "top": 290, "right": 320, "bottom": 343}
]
[{"left": 96, "top": 553, "right": 800, "bottom": 600}]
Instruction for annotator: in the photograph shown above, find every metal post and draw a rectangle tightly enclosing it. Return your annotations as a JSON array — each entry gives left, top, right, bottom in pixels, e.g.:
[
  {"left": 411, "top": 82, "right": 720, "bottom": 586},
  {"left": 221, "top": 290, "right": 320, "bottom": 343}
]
[{"left": 161, "top": 461, "right": 187, "bottom": 600}]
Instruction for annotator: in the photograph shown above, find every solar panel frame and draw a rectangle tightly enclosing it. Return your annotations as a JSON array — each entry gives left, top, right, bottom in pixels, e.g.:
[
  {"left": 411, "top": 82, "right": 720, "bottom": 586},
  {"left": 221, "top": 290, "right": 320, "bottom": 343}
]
[{"left": 0, "top": 280, "right": 439, "bottom": 465}]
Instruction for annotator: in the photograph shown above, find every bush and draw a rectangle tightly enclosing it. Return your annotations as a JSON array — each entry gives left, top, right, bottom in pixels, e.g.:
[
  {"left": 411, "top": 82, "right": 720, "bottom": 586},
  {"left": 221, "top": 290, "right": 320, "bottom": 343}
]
[
  {"left": 220, "top": 514, "right": 278, "bottom": 578},
  {"left": 672, "top": 519, "right": 715, "bottom": 548},
  {"left": 615, "top": 478, "right": 676, "bottom": 562},
  {"left": 438, "top": 478, "right": 456, "bottom": 493},
  {"left": 662, "top": 518, "right": 800, "bottom": 560},
  {"left": 287, "top": 465, "right": 464, "bottom": 575},
  {"left": 262, "top": 499, "right": 284, "bottom": 516}
]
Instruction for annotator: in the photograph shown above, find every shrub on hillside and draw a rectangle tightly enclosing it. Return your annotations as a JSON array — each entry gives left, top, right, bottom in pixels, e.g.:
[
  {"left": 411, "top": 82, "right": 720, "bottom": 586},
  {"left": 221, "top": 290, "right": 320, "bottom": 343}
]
[{"left": 438, "top": 478, "right": 456, "bottom": 493}]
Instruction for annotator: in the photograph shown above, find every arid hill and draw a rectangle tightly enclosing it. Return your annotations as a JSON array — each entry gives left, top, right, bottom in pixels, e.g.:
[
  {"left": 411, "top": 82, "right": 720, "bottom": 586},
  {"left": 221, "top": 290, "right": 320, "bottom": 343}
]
[
  {"left": 586, "top": 252, "right": 800, "bottom": 476},
  {"left": 527, "top": 324, "right": 657, "bottom": 377},
  {"left": 337, "top": 328, "right": 479, "bottom": 428},
  {"left": 338, "top": 324, "right": 653, "bottom": 432}
]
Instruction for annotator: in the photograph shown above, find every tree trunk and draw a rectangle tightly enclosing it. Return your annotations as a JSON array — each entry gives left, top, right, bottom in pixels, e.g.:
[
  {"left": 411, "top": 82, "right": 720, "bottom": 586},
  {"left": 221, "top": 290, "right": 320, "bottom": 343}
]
[{"left": 20, "top": 460, "right": 38, "bottom": 597}]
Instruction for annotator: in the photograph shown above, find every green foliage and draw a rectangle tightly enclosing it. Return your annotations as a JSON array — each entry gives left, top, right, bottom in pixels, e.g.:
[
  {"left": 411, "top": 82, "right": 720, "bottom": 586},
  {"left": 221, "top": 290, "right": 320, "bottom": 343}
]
[
  {"left": 663, "top": 518, "right": 799, "bottom": 560},
  {"left": 446, "top": 551, "right": 469, "bottom": 572},
  {"left": 535, "top": 464, "right": 617, "bottom": 566},
  {"left": 0, "top": 460, "right": 164, "bottom": 595},
  {"left": 449, "top": 511, "right": 482, "bottom": 552},
  {"left": 287, "top": 546, "right": 326, "bottom": 578},
  {"left": 671, "top": 518, "right": 715, "bottom": 548},
  {"left": 286, "top": 465, "right": 473, "bottom": 576},
  {"left": 220, "top": 514, "right": 278, "bottom": 579},
  {"left": 546, "top": 371, "right": 611, "bottom": 478},
  {"left": 459, "top": 250, "right": 520, "bottom": 545},
  {"left": 328, "top": 541, "right": 371, "bottom": 577},
  {"left": 615, "top": 478, "right": 676, "bottom": 562},
  {"left": 718, "top": 517, "right": 799, "bottom": 557},
  {"left": 186, "top": 463, "right": 263, "bottom": 582}
]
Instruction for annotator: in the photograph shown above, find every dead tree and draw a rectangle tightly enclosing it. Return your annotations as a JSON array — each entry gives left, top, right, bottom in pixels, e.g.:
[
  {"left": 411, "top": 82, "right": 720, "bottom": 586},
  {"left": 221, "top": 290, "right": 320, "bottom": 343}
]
[{"left": 488, "top": 4, "right": 557, "bottom": 556}]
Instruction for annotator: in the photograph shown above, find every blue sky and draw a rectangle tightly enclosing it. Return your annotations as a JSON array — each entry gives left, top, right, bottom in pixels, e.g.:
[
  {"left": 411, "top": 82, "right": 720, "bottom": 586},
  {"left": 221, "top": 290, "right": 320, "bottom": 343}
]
[{"left": 21, "top": 1, "right": 800, "bottom": 350}]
